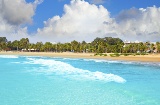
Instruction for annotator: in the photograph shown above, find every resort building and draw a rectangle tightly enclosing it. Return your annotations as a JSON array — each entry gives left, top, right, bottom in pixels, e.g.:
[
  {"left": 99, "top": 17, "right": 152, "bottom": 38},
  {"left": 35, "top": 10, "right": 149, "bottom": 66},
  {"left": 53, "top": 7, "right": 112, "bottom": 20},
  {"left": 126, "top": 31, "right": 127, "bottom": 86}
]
[{"left": 123, "top": 40, "right": 140, "bottom": 47}]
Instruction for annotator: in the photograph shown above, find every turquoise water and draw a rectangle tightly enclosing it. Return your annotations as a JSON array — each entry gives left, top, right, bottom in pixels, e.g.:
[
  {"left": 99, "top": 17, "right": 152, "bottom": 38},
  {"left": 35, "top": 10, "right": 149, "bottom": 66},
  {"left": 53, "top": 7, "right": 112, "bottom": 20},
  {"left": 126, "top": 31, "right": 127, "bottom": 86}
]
[{"left": 0, "top": 55, "right": 160, "bottom": 105}]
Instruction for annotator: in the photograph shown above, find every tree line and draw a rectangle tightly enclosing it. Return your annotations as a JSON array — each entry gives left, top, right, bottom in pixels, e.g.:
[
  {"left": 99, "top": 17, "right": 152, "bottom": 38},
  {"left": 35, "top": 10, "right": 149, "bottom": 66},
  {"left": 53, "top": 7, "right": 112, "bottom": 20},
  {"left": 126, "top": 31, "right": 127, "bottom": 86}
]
[{"left": 0, "top": 37, "right": 160, "bottom": 53}]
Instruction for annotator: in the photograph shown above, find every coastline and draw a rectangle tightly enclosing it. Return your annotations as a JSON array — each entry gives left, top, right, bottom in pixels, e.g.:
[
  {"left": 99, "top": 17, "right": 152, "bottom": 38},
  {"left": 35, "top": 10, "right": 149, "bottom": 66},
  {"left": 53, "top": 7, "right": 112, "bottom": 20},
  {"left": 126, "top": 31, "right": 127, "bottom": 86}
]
[{"left": 0, "top": 51, "right": 160, "bottom": 62}]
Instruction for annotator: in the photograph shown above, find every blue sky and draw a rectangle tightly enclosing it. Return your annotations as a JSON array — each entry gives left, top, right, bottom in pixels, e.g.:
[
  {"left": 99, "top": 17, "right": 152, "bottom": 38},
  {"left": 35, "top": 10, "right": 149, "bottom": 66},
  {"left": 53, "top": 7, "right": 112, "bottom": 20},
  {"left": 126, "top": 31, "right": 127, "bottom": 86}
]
[
  {"left": 26, "top": 0, "right": 160, "bottom": 33},
  {"left": 0, "top": 0, "right": 160, "bottom": 43}
]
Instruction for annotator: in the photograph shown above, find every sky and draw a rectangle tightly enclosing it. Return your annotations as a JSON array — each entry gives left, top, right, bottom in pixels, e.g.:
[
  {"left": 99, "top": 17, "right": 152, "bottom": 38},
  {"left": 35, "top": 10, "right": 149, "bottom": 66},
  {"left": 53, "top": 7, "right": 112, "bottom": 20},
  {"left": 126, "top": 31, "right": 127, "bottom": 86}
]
[{"left": 0, "top": 0, "right": 160, "bottom": 43}]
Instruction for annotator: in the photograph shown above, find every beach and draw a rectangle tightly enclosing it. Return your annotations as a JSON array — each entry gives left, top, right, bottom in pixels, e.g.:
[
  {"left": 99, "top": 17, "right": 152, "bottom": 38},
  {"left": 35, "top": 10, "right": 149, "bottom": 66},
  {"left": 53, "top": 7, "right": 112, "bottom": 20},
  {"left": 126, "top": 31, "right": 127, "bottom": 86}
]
[
  {"left": 0, "top": 51, "right": 160, "bottom": 62},
  {"left": 1, "top": 51, "right": 160, "bottom": 105}
]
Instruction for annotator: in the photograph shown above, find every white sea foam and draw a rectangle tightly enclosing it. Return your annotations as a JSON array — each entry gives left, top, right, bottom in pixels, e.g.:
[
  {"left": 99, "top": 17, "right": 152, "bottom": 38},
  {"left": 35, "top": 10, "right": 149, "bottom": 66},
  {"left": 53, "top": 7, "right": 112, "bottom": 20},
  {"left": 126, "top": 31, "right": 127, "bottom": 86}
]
[
  {"left": 83, "top": 58, "right": 160, "bottom": 66},
  {"left": 83, "top": 59, "right": 121, "bottom": 63},
  {"left": 83, "top": 59, "right": 107, "bottom": 63},
  {"left": 62, "top": 58, "right": 80, "bottom": 61},
  {"left": 25, "top": 57, "right": 126, "bottom": 83},
  {"left": 0, "top": 55, "right": 19, "bottom": 58}
]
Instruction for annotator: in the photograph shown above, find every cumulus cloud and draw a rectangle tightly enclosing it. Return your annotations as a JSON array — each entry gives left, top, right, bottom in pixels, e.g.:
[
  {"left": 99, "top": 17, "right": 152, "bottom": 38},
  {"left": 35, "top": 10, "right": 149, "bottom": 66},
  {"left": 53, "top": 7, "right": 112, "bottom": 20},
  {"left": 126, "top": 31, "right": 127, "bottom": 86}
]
[
  {"left": 1, "top": 0, "right": 160, "bottom": 43},
  {"left": 115, "top": 6, "right": 160, "bottom": 41},
  {"left": 36, "top": 0, "right": 116, "bottom": 42},
  {"left": 0, "top": 0, "right": 42, "bottom": 25},
  {"left": 37, "top": 0, "right": 160, "bottom": 42},
  {"left": 0, "top": 24, "right": 31, "bottom": 42},
  {"left": 0, "top": 0, "right": 42, "bottom": 42}
]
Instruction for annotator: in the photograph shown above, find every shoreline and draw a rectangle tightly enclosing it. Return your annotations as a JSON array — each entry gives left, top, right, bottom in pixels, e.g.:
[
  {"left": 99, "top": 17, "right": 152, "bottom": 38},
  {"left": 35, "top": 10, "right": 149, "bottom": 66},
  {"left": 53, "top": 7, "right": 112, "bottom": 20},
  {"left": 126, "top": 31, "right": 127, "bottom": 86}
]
[{"left": 0, "top": 51, "right": 160, "bottom": 62}]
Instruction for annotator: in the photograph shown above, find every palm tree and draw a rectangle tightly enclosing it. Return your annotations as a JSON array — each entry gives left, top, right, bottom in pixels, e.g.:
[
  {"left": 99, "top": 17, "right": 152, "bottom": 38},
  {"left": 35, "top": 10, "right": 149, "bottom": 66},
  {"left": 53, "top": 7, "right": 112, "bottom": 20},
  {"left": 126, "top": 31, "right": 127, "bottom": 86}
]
[
  {"left": 44, "top": 42, "right": 53, "bottom": 52},
  {"left": 6, "top": 41, "right": 13, "bottom": 51},
  {"left": 156, "top": 42, "right": 160, "bottom": 53},
  {"left": 19, "top": 38, "right": 29, "bottom": 51},
  {"left": 71, "top": 40, "right": 79, "bottom": 52},
  {"left": 35, "top": 42, "right": 43, "bottom": 52},
  {"left": 12, "top": 40, "right": 19, "bottom": 51},
  {"left": 0, "top": 42, "right": 7, "bottom": 51}
]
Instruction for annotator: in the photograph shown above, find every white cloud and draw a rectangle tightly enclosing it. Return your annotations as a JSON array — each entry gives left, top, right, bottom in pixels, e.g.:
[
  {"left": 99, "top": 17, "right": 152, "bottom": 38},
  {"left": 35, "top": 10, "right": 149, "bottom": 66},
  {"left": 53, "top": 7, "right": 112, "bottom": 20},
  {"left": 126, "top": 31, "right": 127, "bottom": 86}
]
[
  {"left": 0, "top": 0, "right": 42, "bottom": 25},
  {"left": 0, "top": 26, "right": 31, "bottom": 42},
  {"left": 1, "top": 0, "right": 160, "bottom": 43},
  {"left": 36, "top": 0, "right": 160, "bottom": 43},
  {"left": 36, "top": 0, "right": 116, "bottom": 42},
  {"left": 115, "top": 6, "right": 160, "bottom": 41},
  {"left": 0, "top": 0, "right": 42, "bottom": 42}
]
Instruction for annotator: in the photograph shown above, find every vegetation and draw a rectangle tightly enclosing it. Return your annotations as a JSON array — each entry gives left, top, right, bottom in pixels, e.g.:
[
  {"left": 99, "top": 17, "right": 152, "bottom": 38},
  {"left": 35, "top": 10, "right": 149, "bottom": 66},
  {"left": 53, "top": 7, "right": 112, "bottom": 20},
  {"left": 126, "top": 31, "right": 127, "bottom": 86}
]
[
  {"left": 156, "top": 42, "right": 160, "bottom": 53},
  {"left": 110, "top": 53, "right": 120, "bottom": 57},
  {"left": 94, "top": 53, "right": 107, "bottom": 56},
  {"left": 0, "top": 37, "right": 159, "bottom": 55}
]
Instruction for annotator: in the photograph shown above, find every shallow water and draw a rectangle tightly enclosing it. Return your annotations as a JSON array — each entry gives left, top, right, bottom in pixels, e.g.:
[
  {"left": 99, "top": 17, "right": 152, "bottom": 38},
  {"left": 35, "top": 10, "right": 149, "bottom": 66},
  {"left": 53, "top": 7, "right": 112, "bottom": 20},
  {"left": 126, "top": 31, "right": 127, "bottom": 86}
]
[{"left": 0, "top": 55, "right": 160, "bottom": 105}]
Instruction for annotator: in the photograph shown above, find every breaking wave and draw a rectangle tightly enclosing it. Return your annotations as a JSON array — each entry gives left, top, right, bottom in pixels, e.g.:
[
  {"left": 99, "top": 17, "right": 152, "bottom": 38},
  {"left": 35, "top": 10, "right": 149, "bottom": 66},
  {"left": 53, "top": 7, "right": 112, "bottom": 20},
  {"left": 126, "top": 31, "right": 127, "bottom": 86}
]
[
  {"left": 83, "top": 59, "right": 160, "bottom": 66},
  {"left": 25, "top": 57, "right": 126, "bottom": 83},
  {"left": 0, "top": 55, "right": 19, "bottom": 58}
]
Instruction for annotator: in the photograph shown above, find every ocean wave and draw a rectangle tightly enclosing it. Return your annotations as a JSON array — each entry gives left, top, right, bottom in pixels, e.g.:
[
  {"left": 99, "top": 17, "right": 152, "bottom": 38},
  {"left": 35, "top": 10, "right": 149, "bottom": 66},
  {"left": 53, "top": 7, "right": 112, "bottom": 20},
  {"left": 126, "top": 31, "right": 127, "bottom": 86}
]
[
  {"left": 83, "top": 59, "right": 122, "bottom": 63},
  {"left": 83, "top": 59, "right": 107, "bottom": 62},
  {"left": 62, "top": 58, "right": 81, "bottom": 61},
  {"left": 83, "top": 59, "right": 160, "bottom": 67},
  {"left": 0, "top": 55, "right": 19, "bottom": 58},
  {"left": 11, "top": 62, "right": 21, "bottom": 64},
  {"left": 25, "top": 57, "right": 126, "bottom": 83}
]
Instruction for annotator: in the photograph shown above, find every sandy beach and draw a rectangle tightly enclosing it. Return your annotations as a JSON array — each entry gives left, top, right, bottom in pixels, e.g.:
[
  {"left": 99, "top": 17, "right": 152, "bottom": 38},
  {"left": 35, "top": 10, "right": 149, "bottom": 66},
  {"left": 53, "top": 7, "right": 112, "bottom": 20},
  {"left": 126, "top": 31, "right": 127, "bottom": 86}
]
[{"left": 0, "top": 51, "right": 160, "bottom": 62}]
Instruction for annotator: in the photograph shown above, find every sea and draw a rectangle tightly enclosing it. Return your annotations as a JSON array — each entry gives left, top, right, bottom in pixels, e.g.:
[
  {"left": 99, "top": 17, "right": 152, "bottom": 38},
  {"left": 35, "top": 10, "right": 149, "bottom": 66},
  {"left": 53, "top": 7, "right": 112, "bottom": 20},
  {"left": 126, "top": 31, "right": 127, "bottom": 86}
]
[{"left": 0, "top": 55, "right": 160, "bottom": 105}]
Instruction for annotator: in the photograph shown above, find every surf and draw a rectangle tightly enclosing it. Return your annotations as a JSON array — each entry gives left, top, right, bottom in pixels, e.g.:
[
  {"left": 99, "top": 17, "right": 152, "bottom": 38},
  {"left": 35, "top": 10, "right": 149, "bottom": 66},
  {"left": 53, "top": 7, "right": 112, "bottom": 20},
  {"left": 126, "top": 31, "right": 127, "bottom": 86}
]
[{"left": 25, "top": 57, "right": 126, "bottom": 83}]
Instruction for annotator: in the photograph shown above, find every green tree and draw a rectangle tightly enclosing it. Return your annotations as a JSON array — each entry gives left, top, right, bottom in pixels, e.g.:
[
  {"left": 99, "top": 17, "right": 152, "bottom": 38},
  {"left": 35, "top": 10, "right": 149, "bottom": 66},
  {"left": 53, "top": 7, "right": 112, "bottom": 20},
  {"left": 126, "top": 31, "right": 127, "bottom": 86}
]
[
  {"left": 0, "top": 37, "right": 7, "bottom": 43},
  {"left": 0, "top": 37, "right": 8, "bottom": 51},
  {"left": 71, "top": 40, "right": 79, "bottom": 52},
  {"left": 19, "top": 38, "right": 29, "bottom": 50},
  {"left": 43, "top": 42, "right": 53, "bottom": 52},
  {"left": 35, "top": 42, "right": 43, "bottom": 51},
  {"left": 6, "top": 41, "right": 13, "bottom": 51},
  {"left": 12, "top": 40, "right": 20, "bottom": 51},
  {"left": 0, "top": 42, "right": 7, "bottom": 51}
]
